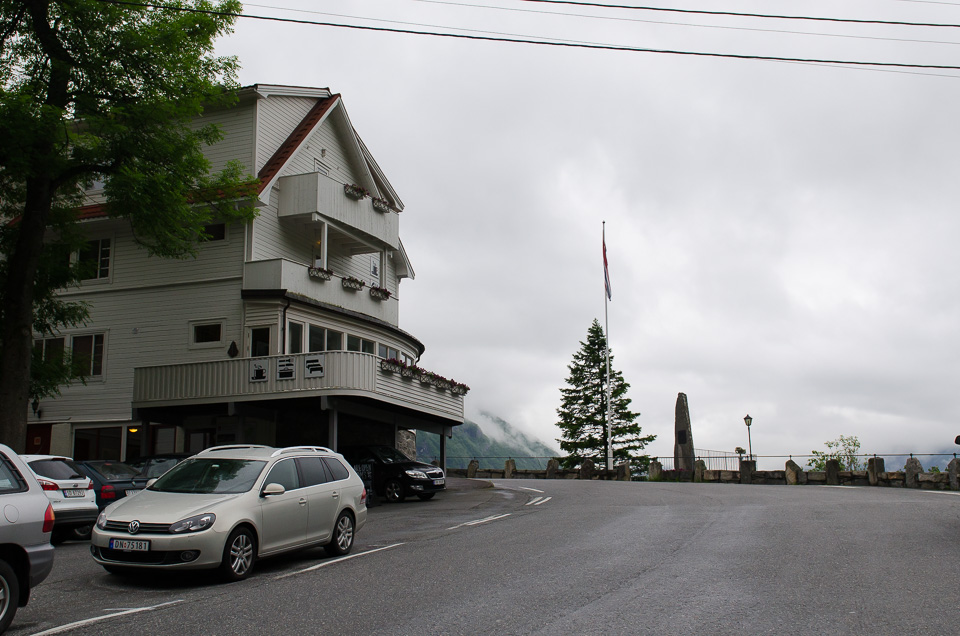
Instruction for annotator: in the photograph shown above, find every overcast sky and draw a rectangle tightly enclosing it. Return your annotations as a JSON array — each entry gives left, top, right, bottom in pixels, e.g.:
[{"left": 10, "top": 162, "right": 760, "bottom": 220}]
[{"left": 218, "top": 0, "right": 960, "bottom": 468}]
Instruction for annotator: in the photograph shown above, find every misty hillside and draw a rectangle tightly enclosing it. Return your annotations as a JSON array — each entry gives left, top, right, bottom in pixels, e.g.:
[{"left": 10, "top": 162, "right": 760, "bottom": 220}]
[{"left": 416, "top": 413, "right": 559, "bottom": 470}]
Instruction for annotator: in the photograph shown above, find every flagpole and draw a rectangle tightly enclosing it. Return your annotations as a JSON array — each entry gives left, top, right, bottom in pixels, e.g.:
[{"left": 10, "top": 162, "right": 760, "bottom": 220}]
[{"left": 603, "top": 222, "right": 613, "bottom": 471}]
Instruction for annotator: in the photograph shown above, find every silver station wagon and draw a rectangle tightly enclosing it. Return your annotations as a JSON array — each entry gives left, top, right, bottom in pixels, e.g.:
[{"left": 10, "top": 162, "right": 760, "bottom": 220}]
[{"left": 90, "top": 445, "right": 367, "bottom": 581}]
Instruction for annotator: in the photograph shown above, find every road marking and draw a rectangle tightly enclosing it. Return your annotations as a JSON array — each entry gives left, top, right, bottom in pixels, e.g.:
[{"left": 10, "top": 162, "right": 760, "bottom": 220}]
[
  {"left": 275, "top": 543, "right": 405, "bottom": 580},
  {"left": 447, "top": 513, "right": 511, "bottom": 530},
  {"left": 525, "top": 497, "right": 543, "bottom": 506},
  {"left": 519, "top": 486, "right": 545, "bottom": 493},
  {"left": 31, "top": 600, "right": 183, "bottom": 635},
  {"left": 923, "top": 491, "right": 960, "bottom": 496},
  {"left": 533, "top": 496, "right": 552, "bottom": 506},
  {"left": 822, "top": 485, "right": 857, "bottom": 488}
]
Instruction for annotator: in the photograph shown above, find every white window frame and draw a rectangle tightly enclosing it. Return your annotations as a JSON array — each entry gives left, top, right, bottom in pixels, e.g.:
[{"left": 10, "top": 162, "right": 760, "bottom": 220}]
[
  {"left": 188, "top": 319, "right": 226, "bottom": 350},
  {"left": 74, "top": 236, "right": 113, "bottom": 283}
]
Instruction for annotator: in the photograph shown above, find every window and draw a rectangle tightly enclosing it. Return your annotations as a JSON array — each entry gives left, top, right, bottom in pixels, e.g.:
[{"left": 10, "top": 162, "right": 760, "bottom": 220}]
[
  {"left": 0, "top": 455, "right": 27, "bottom": 494},
  {"left": 264, "top": 459, "right": 299, "bottom": 491},
  {"left": 201, "top": 223, "right": 226, "bottom": 242},
  {"left": 347, "top": 335, "right": 374, "bottom": 354},
  {"left": 78, "top": 238, "right": 110, "bottom": 280},
  {"left": 193, "top": 323, "right": 223, "bottom": 344},
  {"left": 326, "top": 330, "right": 342, "bottom": 351},
  {"left": 251, "top": 328, "right": 271, "bottom": 357},
  {"left": 378, "top": 344, "right": 400, "bottom": 360},
  {"left": 308, "top": 325, "right": 325, "bottom": 352},
  {"left": 322, "top": 457, "right": 350, "bottom": 482},
  {"left": 74, "top": 426, "right": 121, "bottom": 460},
  {"left": 297, "top": 457, "right": 332, "bottom": 487},
  {"left": 288, "top": 322, "right": 304, "bottom": 354},
  {"left": 72, "top": 334, "right": 104, "bottom": 376},
  {"left": 35, "top": 337, "right": 65, "bottom": 364}
]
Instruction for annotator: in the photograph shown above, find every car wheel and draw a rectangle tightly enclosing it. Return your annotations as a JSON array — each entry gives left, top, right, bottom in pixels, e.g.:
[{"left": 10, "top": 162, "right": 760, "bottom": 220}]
[
  {"left": 220, "top": 527, "right": 256, "bottom": 582},
  {"left": 384, "top": 479, "right": 405, "bottom": 503},
  {"left": 417, "top": 493, "right": 435, "bottom": 501},
  {"left": 72, "top": 525, "right": 93, "bottom": 540},
  {"left": 324, "top": 512, "right": 355, "bottom": 557},
  {"left": 0, "top": 559, "right": 20, "bottom": 633}
]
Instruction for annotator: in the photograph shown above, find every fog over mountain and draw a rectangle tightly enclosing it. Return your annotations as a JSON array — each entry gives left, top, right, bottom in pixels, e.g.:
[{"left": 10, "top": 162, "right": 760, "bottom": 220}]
[{"left": 417, "top": 411, "right": 559, "bottom": 470}]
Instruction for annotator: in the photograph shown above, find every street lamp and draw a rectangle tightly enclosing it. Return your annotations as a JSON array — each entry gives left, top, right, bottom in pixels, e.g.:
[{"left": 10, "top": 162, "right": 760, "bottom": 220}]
[{"left": 744, "top": 414, "right": 753, "bottom": 461}]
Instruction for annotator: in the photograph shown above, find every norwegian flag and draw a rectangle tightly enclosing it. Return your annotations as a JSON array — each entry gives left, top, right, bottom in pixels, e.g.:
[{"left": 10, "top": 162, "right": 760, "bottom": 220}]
[{"left": 603, "top": 228, "right": 612, "bottom": 301}]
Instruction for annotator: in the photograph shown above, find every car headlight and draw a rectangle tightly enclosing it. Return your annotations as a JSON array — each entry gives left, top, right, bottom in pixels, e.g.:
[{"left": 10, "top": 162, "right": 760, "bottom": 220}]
[
  {"left": 96, "top": 511, "right": 107, "bottom": 530},
  {"left": 169, "top": 513, "right": 216, "bottom": 534},
  {"left": 405, "top": 470, "right": 428, "bottom": 479}
]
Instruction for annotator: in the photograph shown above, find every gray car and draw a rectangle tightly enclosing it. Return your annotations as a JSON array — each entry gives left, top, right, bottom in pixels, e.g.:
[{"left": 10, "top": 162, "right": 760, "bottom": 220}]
[
  {"left": 91, "top": 445, "right": 367, "bottom": 581},
  {"left": 0, "top": 444, "right": 56, "bottom": 633}
]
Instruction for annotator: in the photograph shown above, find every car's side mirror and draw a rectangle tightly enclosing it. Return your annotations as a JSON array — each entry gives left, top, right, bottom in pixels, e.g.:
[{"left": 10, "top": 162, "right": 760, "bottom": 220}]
[
  {"left": 262, "top": 482, "right": 286, "bottom": 497},
  {"left": 146, "top": 478, "right": 157, "bottom": 488}
]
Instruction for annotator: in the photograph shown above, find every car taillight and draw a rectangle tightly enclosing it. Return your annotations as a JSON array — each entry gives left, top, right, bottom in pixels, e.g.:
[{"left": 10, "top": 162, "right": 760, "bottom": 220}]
[
  {"left": 101, "top": 484, "right": 116, "bottom": 500},
  {"left": 42, "top": 503, "right": 55, "bottom": 534},
  {"left": 361, "top": 487, "right": 367, "bottom": 505},
  {"left": 87, "top": 481, "right": 94, "bottom": 489},
  {"left": 38, "top": 478, "right": 58, "bottom": 491}
]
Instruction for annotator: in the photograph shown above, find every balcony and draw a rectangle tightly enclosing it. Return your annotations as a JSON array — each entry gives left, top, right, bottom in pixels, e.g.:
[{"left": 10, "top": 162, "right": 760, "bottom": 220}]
[
  {"left": 132, "top": 351, "right": 464, "bottom": 422},
  {"left": 277, "top": 172, "right": 399, "bottom": 250},
  {"left": 243, "top": 258, "right": 398, "bottom": 324}
]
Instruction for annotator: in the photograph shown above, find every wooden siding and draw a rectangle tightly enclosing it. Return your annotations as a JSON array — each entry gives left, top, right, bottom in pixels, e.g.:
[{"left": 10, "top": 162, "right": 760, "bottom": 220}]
[
  {"left": 256, "top": 96, "right": 317, "bottom": 173},
  {"left": 196, "top": 103, "right": 257, "bottom": 176},
  {"left": 133, "top": 351, "right": 463, "bottom": 422}
]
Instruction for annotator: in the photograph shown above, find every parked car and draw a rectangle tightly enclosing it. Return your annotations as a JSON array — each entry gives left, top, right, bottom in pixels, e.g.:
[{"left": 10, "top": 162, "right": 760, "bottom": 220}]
[
  {"left": 19, "top": 455, "right": 98, "bottom": 542},
  {"left": 340, "top": 445, "right": 445, "bottom": 503},
  {"left": 0, "top": 444, "right": 56, "bottom": 633},
  {"left": 91, "top": 445, "right": 367, "bottom": 581},
  {"left": 74, "top": 460, "right": 150, "bottom": 510},
  {"left": 125, "top": 453, "right": 191, "bottom": 479}
]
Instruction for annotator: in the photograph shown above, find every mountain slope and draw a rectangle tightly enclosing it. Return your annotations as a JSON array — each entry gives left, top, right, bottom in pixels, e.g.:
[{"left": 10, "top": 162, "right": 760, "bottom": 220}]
[{"left": 416, "top": 415, "right": 558, "bottom": 470}]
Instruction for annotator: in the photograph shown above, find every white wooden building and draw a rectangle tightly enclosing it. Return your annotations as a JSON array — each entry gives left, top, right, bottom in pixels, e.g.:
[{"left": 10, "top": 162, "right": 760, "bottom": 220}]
[{"left": 27, "top": 84, "right": 465, "bottom": 466}]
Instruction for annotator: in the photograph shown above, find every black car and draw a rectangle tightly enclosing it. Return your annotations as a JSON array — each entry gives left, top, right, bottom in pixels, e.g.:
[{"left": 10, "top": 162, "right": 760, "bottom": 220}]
[
  {"left": 74, "top": 460, "right": 151, "bottom": 510},
  {"left": 340, "top": 445, "right": 445, "bottom": 503}
]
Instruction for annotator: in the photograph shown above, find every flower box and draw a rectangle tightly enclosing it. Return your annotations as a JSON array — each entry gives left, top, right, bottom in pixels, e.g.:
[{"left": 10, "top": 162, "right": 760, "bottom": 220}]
[
  {"left": 451, "top": 383, "right": 470, "bottom": 396},
  {"left": 308, "top": 267, "right": 332, "bottom": 281},
  {"left": 379, "top": 359, "right": 403, "bottom": 373},
  {"left": 341, "top": 277, "right": 365, "bottom": 291},
  {"left": 369, "top": 286, "right": 392, "bottom": 301},
  {"left": 372, "top": 198, "right": 391, "bottom": 214},
  {"left": 344, "top": 184, "right": 369, "bottom": 200}
]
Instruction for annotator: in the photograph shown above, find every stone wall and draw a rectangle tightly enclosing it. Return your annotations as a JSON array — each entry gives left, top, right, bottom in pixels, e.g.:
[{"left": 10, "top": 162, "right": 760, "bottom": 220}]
[{"left": 446, "top": 458, "right": 633, "bottom": 481}]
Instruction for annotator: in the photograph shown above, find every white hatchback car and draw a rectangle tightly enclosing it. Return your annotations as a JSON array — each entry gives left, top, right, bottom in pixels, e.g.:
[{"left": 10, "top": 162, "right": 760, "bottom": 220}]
[
  {"left": 90, "top": 445, "right": 367, "bottom": 581},
  {"left": 20, "top": 455, "right": 98, "bottom": 542}
]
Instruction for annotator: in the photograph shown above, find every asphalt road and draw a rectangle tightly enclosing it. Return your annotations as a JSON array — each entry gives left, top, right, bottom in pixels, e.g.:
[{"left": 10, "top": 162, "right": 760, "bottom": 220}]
[{"left": 9, "top": 479, "right": 960, "bottom": 635}]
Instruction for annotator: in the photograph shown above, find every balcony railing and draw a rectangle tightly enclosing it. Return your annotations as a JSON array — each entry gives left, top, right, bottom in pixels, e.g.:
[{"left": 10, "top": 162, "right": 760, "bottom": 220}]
[
  {"left": 277, "top": 172, "right": 399, "bottom": 250},
  {"left": 132, "top": 351, "right": 463, "bottom": 421}
]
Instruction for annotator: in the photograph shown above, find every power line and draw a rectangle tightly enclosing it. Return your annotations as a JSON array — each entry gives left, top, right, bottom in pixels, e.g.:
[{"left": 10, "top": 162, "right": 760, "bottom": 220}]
[
  {"left": 516, "top": 0, "right": 960, "bottom": 29},
  {"left": 409, "top": 0, "right": 960, "bottom": 47},
  {"left": 93, "top": 0, "right": 960, "bottom": 72}
]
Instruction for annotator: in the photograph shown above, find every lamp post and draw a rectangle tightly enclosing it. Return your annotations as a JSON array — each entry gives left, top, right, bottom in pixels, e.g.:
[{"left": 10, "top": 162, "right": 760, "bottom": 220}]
[{"left": 744, "top": 414, "right": 753, "bottom": 461}]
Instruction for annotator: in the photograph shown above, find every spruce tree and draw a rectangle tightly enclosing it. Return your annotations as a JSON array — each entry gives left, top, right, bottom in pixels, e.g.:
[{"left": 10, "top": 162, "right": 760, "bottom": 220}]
[{"left": 556, "top": 319, "right": 655, "bottom": 471}]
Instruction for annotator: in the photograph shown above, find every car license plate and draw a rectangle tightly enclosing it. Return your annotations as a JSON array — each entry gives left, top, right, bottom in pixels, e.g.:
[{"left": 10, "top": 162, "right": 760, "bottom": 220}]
[
  {"left": 125, "top": 489, "right": 141, "bottom": 496},
  {"left": 109, "top": 539, "right": 150, "bottom": 552},
  {"left": 433, "top": 479, "right": 444, "bottom": 486},
  {"left": 63, "top": 489, "right": 86, "bottom": 497}
]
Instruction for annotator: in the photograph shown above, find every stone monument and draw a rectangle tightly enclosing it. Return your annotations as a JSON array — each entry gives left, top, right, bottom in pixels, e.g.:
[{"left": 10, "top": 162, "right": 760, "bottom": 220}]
[{"left": 674, "top": 392, "right": 695, "bottom": 471}]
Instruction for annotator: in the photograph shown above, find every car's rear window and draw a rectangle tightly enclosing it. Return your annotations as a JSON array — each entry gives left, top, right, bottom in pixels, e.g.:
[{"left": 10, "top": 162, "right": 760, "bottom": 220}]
[
  {"left": 132, "top": 458, "right": 183, "bottom": 478},
  {"left": 0, "top": 454, "right": 28, "bottom": 494},
  {"left": 150, "top": 458, "right": 266, "bottom": 494},
  {"left": 28, "top": 458, "right": 85, "bottom": 480},
  {"left": 322, "top": 457, "right": 350, "bottom": 481},
  {"left": 85, "top": 461, "right": 140, "bottom": 480}
]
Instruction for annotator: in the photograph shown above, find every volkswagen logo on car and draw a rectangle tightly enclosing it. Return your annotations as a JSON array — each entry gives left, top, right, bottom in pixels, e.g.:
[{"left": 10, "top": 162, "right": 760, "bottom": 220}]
[{"left": 128, "top": 520, "right": 140, "bottom": 534}]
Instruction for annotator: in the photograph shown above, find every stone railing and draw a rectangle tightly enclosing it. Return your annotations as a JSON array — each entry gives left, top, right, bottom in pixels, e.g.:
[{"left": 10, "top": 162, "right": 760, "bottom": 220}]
[
  {"left": 648, "top": 456, "right": 960, "bottom": 490},
  {"left": 446, "top": 458, "right": 632, "bottom": 481}
]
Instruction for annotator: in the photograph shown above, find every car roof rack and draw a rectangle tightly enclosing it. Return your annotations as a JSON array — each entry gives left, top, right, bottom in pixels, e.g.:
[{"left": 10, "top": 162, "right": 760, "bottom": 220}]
[
  {"left": 270, "top": 446, "right": 334, "bottom": 457},
  {"left": 198, "top": 445, "right": 272, "bottom": 455}
]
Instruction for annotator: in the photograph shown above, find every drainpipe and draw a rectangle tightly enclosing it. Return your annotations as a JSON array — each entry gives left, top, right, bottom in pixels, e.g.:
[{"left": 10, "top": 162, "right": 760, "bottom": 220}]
[{"left": 281, "top": 297, "right": 291, "bottom": 354}]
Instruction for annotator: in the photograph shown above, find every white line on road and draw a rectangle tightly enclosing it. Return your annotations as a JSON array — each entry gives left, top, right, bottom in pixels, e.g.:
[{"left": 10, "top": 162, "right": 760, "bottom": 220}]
[
  {"left": 447, "top": 513, "right": 511, "bottom": 530},
  {"left": 30, "top": 600, "right": 184, "bottom": 636},
  {"left": 275, "top": 543, "right": 405, "bottom": 580},
  {"left": 533, "top": 496, "right": 552, "bottom": 506},
  {"left": 519, "top": 486, "right": 545, "bottom": 493},
  {"left": 823, "top": 485, "right": 857, "bottom": 488},
  {"left": 525, "top": 497, "right": 543, "bottom": 506},
  {"left": 923, "top": 491, "right": 960, "bottom": 496}
]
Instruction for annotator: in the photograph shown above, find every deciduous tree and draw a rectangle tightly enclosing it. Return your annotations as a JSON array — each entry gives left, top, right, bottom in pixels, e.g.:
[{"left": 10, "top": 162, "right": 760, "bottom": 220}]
[
  {"left": 0, "top": 0, "right": 257, "bottom": 450},
  {"left": 808, "top": 435, "right": 864, "bottom": 471},
  {"left": 556, "top": 319, "right": 654, "bottom": 472}
]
